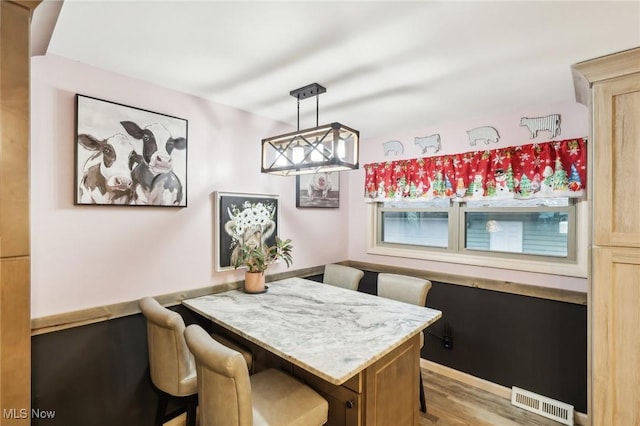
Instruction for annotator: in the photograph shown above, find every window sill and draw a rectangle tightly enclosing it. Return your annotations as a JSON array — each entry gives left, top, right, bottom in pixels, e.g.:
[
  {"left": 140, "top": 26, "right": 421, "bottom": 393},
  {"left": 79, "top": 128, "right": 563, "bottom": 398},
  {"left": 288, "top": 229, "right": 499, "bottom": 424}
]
[{"left": 366, "top": 245, "right": 587, "bottom": 278}]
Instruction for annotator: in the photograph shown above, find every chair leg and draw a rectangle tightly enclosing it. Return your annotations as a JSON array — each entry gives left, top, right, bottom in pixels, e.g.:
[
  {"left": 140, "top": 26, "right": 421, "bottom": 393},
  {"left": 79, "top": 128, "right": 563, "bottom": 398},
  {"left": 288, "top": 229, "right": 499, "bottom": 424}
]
[
  {"left": 186, "top": 394, "right": 198, "bottom": 426},
  {"left": 156, "top": 390, "right": 196, "bottom": 426},
  {"left": 155, "top": 391, "right": 169, "bottom": 426},
  {"left": 419, "top": 370, "right": 427, "bottom": 413}
]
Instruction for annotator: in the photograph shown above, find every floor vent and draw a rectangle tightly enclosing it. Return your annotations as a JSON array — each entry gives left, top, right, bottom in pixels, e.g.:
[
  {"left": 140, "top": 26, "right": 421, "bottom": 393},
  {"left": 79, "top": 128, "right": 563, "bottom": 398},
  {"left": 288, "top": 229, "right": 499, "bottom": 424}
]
[{"left": 511, "top": 386, "right": 574, "bottom": 426}]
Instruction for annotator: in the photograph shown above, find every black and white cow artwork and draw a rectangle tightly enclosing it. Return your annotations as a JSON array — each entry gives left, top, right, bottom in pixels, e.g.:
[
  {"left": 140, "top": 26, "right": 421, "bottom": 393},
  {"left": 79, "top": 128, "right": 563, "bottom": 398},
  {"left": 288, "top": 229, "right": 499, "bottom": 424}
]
[
  {"left": 77, "top": 133, "right": 136, "bottom": 204},
  {"left": 120, "top": 121, "right": 187, "bottom": 206}
]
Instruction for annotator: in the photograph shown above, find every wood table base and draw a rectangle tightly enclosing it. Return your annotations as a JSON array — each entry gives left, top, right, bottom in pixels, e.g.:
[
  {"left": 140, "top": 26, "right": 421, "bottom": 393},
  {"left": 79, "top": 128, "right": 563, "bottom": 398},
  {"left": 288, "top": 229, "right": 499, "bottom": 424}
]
[{"left": 217, "top": 326, "right": 421, "bottom": 426}]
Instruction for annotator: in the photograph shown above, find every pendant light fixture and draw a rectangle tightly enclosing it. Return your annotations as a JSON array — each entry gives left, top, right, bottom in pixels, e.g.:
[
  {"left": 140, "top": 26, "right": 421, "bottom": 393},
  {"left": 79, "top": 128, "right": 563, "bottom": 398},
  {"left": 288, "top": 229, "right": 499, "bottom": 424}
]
[{"left": 261, "top": 83, "right": 359, "bottom": 175}]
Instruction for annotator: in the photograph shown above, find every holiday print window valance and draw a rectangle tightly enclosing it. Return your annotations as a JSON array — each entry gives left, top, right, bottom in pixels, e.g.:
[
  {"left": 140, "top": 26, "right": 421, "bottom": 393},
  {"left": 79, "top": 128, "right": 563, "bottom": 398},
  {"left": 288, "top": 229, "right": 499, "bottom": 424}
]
[{"left": 364, "top": 138, "right": 586, "bottom": 202}]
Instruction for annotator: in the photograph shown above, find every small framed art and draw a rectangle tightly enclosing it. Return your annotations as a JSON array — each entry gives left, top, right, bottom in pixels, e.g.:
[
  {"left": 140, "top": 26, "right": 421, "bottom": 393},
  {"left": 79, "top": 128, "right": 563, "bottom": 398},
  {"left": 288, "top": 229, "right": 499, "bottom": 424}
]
[{"left": 296, "top": 172, "right": 340, "bottom": 208}]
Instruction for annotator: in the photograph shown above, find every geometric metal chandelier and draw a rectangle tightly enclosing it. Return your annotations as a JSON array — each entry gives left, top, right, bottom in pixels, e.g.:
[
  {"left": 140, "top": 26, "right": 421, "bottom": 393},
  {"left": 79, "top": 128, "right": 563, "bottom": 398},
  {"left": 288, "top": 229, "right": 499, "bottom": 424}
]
[{"left": 261, "top": 83, "right": 359, "bottom": 175}]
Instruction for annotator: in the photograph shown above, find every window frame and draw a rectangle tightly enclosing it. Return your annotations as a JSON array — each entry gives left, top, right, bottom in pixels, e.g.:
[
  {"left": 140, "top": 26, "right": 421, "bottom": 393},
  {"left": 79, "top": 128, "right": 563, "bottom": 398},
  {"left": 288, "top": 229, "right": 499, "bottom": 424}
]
[
  {"left": 367, "top": 199, "right": 588, "bottom": 278},
  {"left": 459, "top": 204, "right": 577, "bottom": 263},
  {"left": 377, "top": 206, "right": 457, "bottom": 252}
]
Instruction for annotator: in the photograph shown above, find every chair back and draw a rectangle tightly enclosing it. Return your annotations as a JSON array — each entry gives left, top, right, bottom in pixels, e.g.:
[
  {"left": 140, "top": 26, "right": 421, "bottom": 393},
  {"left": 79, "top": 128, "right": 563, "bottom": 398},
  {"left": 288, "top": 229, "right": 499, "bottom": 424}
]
[
  {"left": 139, "top": 297, "right": 196, "bottom": 397},
  {"left": 377, "top": 273, "right": 432, "bottom": 307},
  {"left": 185, "top": 324, "right": 253, "bottom": 426},
  {"left": 323, "top": 264, "right": 364, "bottom": 291}
]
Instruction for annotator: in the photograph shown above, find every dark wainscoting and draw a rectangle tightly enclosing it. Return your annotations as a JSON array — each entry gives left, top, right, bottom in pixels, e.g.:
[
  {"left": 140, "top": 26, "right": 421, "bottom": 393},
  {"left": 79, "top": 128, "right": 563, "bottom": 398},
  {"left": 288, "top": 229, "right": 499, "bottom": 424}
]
[
  {"left": 32, "top": 271, "right": 586, "bottom": 424},
  {"left": 357, "top": 270, "right": 587, "bottom": 413},
  {"left": 31, "top": 305, "right": 209, "bottom": 426}
]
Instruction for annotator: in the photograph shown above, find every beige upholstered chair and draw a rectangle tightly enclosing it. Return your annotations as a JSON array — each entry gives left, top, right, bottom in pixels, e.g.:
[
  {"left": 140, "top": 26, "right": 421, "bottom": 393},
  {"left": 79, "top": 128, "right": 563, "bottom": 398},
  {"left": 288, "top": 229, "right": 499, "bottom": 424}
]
[
  {"left": 139, "top": 297, "right": 198, "bottom": 426},
  {"left": 139, "top": 297, "right": 253, "bottom": 426},
  {"left": 184, "top": 324, "right": 329, "bottom": 426},
  {"left": 322, "top": 264, "right": 364, "bottom": 291},
  {"left": 376, "top": 273, "right": 432, "bottom": 413}
]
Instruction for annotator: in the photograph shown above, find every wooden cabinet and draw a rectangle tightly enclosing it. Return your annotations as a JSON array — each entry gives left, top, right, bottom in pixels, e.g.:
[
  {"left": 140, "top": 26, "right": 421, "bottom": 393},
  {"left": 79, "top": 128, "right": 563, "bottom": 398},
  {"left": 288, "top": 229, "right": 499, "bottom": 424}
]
[
  {"left": 572, "top": 47, "right": 640, "bottom": 426},
  {"left": 591, "top": 71, "right": 640, "bottom": 248},
  {"left": 1, "top": 1, "right": 39, "bottom": 421},
  {"left": 364, "top": 336, "right": 420, "bottom": 426},
  {"left": 592, "top": 247, "right": 640, "bottom": 426}
]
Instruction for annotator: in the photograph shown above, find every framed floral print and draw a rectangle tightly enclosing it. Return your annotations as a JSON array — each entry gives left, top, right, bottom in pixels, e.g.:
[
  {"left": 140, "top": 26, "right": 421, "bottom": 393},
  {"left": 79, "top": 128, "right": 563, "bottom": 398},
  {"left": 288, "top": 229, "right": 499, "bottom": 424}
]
[{"left": 214, "top": 192, "right": 279, "bottom": 271}]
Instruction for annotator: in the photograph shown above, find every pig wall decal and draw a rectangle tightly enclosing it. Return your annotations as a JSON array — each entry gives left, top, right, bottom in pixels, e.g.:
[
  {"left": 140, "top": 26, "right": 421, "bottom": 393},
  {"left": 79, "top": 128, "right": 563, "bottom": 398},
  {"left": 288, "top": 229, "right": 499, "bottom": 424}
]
[
  {"left": 466, "top": 126, "right": 500, "bottom": 146},
  {"left": 382, "top": 140, "right": 404, "bottom": 156}
]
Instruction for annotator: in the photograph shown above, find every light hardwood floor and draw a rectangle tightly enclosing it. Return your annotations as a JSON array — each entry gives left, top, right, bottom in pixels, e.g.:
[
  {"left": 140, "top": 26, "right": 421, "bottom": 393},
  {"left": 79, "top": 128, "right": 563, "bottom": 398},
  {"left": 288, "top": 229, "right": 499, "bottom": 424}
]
[
  {"left": 420, "top": 369, "right": 566, "bottom": 426},
  {"left": 168, "top": 367, "right": 567, "bottom": 426}
]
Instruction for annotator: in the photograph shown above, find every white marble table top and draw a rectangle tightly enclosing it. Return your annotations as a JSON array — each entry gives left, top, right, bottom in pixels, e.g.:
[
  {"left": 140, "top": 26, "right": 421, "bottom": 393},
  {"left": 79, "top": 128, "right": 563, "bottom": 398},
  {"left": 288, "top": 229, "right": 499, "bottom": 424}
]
[{"left": 183, "top": 277, "right": 442, "bottom": 384}]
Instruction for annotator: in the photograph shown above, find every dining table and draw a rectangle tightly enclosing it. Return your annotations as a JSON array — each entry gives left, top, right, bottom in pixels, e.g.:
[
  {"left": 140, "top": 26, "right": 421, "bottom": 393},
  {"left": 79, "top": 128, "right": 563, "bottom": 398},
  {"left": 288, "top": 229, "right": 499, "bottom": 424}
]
[{"left": 183, "top": 276, "right": 442, "bottom": 426}]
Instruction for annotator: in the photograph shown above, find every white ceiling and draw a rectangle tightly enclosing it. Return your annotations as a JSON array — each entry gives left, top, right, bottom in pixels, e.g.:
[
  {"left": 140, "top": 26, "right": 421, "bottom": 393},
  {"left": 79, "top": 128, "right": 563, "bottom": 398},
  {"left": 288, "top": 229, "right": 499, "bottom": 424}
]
[{"left": 33, "top": 1, "right": 640, "bottom": 140}]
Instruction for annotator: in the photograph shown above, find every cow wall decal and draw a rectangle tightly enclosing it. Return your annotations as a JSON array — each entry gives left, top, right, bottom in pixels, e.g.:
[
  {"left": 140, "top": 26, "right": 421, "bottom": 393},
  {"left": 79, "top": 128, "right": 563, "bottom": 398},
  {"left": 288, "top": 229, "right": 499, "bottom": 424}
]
[
  {"left": 415, "top": 134, "right": 441, "bottom": 154},
  {"left": 520, "top": 114, "right": 561, "bottom": 139}
]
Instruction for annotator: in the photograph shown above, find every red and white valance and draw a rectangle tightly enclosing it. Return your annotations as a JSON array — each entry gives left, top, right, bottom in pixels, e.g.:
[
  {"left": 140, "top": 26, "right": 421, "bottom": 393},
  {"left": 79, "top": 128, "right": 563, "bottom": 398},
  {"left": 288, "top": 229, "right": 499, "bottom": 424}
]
[{"left": 364, "top": 138, "right": 587, "bottom": 202}]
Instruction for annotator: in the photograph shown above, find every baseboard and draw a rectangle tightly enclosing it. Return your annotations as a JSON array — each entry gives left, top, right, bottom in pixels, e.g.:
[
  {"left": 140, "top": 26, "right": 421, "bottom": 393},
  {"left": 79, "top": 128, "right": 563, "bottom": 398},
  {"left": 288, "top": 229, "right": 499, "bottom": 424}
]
[{"left": 421, "top": 359, "right": 589, "bottom": 426}]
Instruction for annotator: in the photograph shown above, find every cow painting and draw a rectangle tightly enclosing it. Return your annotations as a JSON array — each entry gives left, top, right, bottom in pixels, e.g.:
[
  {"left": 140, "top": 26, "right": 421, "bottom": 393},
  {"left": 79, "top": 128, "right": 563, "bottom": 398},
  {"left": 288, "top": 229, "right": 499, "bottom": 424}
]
[
  {"left": 77, "top": 133, "right": 136, "bottom": 204},
  {"left": 120, "top": 121, "right": 187, "bottom": 206}
]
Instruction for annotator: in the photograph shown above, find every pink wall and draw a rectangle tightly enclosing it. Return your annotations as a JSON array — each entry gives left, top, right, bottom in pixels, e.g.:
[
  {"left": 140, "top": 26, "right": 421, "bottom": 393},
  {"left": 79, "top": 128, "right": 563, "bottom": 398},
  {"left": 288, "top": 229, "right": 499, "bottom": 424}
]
[
  {"left": 348, "top": 101, "right": 590, "bottom": 293},
  {"left": 30, "top": 55, "right": 351, "bottom": 318},
  {"left": 31, "top": 55, "right": 588, "bottom": 318}
]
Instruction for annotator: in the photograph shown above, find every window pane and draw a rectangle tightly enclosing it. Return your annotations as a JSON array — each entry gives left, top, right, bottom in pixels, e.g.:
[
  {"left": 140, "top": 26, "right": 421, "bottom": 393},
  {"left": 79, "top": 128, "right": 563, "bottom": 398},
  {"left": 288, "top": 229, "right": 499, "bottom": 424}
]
[
  {"left": 465, "top": 211, "right": 569, "bottom": 257},
  {"left": 381, "top": 211, "right": 448, "bottom": 248}
]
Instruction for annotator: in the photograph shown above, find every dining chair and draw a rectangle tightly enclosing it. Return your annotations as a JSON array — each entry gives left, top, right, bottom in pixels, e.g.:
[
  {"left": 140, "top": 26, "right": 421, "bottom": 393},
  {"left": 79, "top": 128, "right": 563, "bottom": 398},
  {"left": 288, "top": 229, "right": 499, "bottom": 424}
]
[
  {"left": 322, "top": 263, "right": 364, "bottom": 291},
  {"left": 139, "top": 297, "right": 253, "bottom": 426},
  {"left": 184, "top": 324, "right": 329, "bottom": 426},
  {"left": 376, "top": 273, "right": 432, "bottom": 413}
]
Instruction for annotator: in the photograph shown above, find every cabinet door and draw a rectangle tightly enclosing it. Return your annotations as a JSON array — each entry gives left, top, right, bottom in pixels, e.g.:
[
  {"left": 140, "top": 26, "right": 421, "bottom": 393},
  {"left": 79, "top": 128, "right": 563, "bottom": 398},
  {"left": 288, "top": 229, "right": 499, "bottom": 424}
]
[
  {"left": 592, "top": 246, "right": 640, "bottom": 426},
  {"left": 364, "top": 336, "right": 420, "bottom": 426},
  {"left": 593, "top": 72, "right": 640, "bottom": 247}
]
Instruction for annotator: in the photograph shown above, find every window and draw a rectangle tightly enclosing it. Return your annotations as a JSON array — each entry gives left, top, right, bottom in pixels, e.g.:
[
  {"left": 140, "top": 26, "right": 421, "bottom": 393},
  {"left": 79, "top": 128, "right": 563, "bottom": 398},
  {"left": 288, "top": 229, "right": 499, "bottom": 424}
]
[
  {"left": 381, "top": 211, "right": 449, "bottom": 248},
  {"left": 370, "top": 197, "right": 586, "bottom": 277}
]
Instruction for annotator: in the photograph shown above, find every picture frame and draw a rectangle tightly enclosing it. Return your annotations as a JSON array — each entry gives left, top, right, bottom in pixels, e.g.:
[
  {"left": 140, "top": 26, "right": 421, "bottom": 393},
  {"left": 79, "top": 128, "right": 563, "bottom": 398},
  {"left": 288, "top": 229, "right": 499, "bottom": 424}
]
[
  {"left": 214, "top": 192, "right": 280, "bottom": 271},
  {"left": 296, "top": 172, "right": 340, "bottom": 208},
  {"left": 74, "top": 94, "right": 188, "bottom": 207}
]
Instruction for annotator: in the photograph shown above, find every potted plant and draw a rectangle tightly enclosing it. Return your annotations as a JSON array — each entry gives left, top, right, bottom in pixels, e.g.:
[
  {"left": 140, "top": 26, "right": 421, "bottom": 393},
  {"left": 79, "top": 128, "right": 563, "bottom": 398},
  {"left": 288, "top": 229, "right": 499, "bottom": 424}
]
[{"left": 233, "top": 236, "right": 293, "bottom": 293}]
